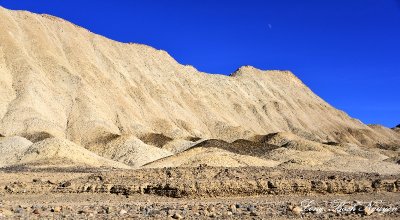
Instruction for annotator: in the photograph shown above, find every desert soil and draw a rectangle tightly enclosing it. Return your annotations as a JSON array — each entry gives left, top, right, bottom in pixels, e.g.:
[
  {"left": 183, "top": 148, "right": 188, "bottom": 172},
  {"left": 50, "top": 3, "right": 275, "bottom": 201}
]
[{"left": 1, "top": 166, "right": 399, "bottom": 219}]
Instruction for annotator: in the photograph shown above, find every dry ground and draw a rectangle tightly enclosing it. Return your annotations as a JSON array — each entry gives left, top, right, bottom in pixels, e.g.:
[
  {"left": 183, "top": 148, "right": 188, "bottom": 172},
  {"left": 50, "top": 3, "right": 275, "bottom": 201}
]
[{"left": 0, "top": 167, "right": 399, "bottom": 219}]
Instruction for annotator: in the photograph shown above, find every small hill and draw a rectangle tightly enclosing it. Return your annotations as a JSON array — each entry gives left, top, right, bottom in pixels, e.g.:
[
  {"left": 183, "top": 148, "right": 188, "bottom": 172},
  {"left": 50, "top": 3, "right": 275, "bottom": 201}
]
[
  {"left": 14, "top": 138, "right": 130, "bottom": 169},
  {"left": 88, "top": 136, "right": 173, "bottom": 167},
  {"left": 144, "top": 147, "right": 280, "bottom": 168},
  {"left": 0, "top": 136, "right": 33, "bottom": 167}
]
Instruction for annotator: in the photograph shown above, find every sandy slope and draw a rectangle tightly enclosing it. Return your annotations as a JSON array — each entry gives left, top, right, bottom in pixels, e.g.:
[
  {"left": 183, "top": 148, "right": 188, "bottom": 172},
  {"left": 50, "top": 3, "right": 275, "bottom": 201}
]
[
  {"left": 2, "top": 138, "right": 130, "bottom": 169},
  {"left": 0, "top": 6, "right": 398, "bottom": 145},
  {"left": 144, "top": 147, "right": 280, "bottom": 168},
  {"left": 0, "top": 136, "right": 32, "bottom": 167},
  {"left": 0, "top": 6, "right": 399, "bottom": 170}
]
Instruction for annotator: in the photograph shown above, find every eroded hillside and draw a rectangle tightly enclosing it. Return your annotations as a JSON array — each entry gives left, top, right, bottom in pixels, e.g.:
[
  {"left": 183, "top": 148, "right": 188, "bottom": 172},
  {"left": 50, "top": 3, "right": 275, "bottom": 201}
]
[{"left": 0, "top": 6, "right": 399, "bottom": 170}]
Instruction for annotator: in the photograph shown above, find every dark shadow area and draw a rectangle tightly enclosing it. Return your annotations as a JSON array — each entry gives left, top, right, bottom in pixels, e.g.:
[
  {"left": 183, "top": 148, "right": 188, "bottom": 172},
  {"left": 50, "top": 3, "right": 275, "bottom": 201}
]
[
  {"left": 185, "top": 136, "right": 202, "bottom": 142},
  {"left": 139, "top": 133, "right": 173, "bottom": 148},
  {"left": 323, "top": 141, "right": 340, "bottom": 146},
  {"left": 93, "top": 133, "right": 121, "bottom": 145},
  {"left": 23, "top": 132, "right": 54, "bottom": 143},
  {"left": 191, "top": 138, "right": 280, "bottom": 158}
]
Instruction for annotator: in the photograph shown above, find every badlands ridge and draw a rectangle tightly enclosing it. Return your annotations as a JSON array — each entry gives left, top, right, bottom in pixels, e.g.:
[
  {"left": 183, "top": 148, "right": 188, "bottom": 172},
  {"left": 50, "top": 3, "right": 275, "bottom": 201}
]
[{"left": 0, "top": 7, "right": 399, "bottom": 173}]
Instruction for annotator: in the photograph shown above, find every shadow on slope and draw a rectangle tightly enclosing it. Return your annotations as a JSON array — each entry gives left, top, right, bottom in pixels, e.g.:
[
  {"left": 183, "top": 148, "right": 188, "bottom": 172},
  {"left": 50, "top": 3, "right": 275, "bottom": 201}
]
[{"left": 190, "top": 139, "right": 280, "bottom": 158}]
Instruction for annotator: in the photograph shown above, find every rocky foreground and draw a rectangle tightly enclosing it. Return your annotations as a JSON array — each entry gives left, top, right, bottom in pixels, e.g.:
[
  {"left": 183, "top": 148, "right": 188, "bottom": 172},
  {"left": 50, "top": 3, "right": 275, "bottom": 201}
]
[{"left": 0, "top": 167, "right": 399, "bottom": 219}]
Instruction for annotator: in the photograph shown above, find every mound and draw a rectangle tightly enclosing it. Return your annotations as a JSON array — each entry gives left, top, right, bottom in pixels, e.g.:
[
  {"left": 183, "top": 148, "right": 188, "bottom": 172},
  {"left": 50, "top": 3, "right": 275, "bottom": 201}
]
[
  {"left": 161, "top": 138, "right": 204, "bottom": 154},
  {"left": 0, "top": 136, "right": 33, "bottom": 167},
  {"left": 190, "top": 139, "right": 280, "bottom": 158},
  {"left": 367, "top": 125, "right": 400, "bottom": 149},
  {"left": 138, "top": 133, "right": 173, "bottom": 148},
  {"left": 144, "top": 147, "right": 280, "bottom": 168},
  {"left": 256, "top": 133, "right": 397, "bottom": 174},
  {"left": 266, "top": 144, "right": 398, "bottom": 175},
  {"left": 14, "top": 138, "right": 130, "bottom": 169},
  {"left": 88, "top": 136, "right": 173, "bottom": 167},
  {"left": 318, "top": 156, "right": 400, "bottom": 175},
  {"left": 259, "top": 132, "right": 330, "bottom": 152}
]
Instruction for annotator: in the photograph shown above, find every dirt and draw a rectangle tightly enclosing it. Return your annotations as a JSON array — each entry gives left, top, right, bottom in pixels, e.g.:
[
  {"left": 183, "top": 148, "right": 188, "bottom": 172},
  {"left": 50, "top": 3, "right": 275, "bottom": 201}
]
[{"left": 0, "top": 167, "right": 399, "bottom": 219}]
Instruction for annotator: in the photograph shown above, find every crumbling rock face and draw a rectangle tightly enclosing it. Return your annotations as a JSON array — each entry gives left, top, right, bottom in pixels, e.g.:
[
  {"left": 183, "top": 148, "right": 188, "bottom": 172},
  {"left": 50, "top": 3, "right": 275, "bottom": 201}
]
[{"left": 1, "top": 167, "right": 399, "bottom": 198}]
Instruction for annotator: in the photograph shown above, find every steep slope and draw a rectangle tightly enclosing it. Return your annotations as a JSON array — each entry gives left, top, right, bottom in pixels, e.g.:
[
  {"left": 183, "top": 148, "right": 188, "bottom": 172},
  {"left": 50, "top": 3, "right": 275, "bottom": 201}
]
[
  {"left": 0, "top": 7, "right": 399, "bottom": 170},
  {"left": 0, "top": 7, "right": 398, "bottom": 147}
]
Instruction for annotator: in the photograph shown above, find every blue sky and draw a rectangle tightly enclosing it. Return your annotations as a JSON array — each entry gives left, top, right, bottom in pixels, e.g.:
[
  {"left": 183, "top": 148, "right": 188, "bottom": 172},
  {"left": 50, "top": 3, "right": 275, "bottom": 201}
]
[{"left": 1, "top": 0, "right": 399, "bottom": 127}]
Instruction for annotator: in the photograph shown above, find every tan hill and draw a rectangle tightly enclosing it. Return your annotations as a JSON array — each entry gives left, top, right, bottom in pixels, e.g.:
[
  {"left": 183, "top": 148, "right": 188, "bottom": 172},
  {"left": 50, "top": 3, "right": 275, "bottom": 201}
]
[
  {"left": 145, "top": 132, "right": 400, "bottom": 174},
  {"left": 0, "top": 7, "right": 399, "bottom": 170},
  {"left": 144, "top": 146, "right": 280, "bottom": 168},
  {"left": 87, "top": 135, "right": 173, "bottom": 167},
  {"left": 0, "top": 136, "right": 33, "bottom": 167},
  {"left": 8, "top": 138, "right": 130, "bottom": 169}
]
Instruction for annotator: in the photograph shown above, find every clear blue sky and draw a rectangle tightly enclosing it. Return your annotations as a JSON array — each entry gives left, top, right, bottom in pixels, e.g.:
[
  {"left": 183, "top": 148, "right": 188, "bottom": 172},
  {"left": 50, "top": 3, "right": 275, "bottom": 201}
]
[{"left": 1, "top": 0, "right": 399, "bottom": 127}]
